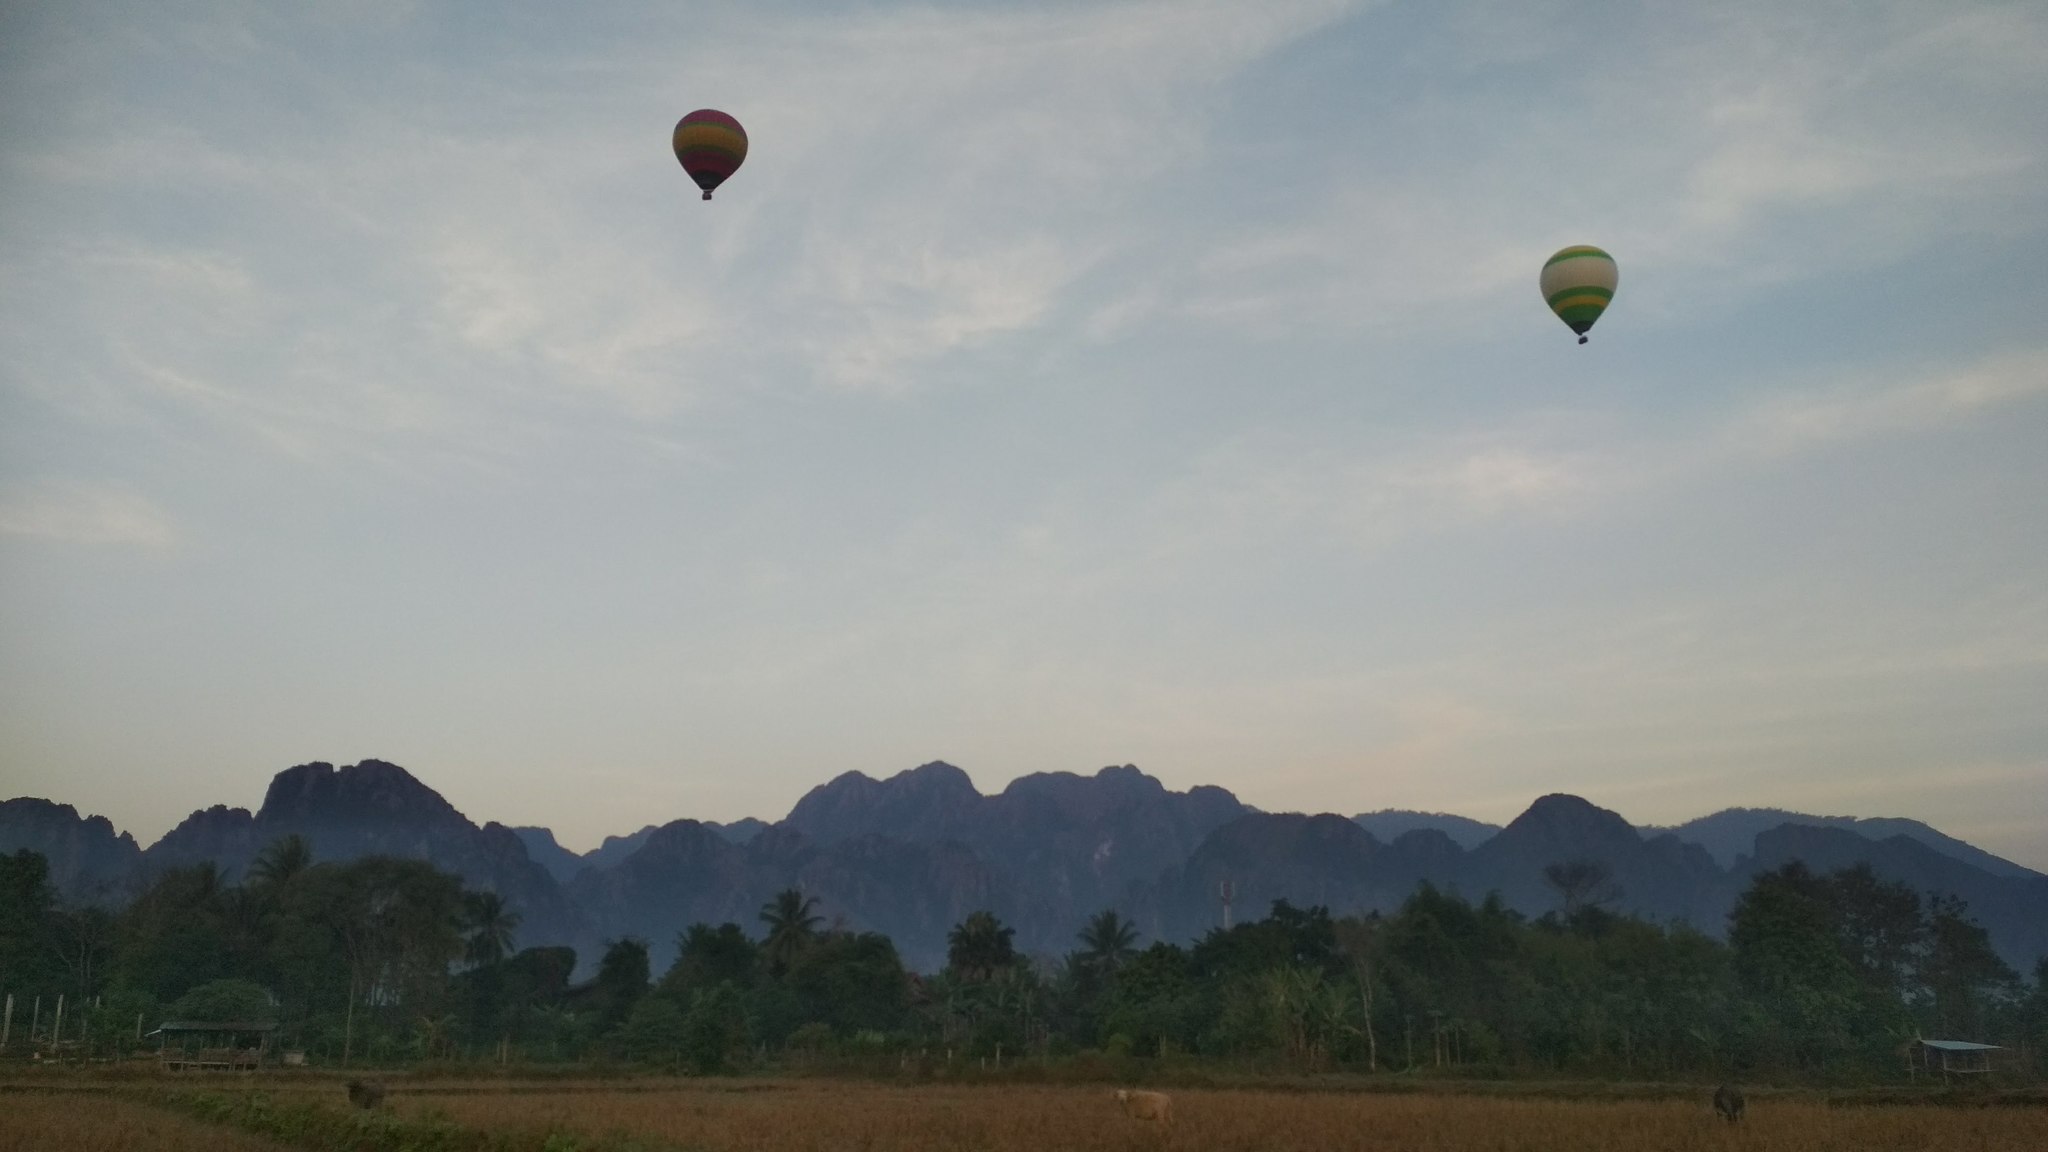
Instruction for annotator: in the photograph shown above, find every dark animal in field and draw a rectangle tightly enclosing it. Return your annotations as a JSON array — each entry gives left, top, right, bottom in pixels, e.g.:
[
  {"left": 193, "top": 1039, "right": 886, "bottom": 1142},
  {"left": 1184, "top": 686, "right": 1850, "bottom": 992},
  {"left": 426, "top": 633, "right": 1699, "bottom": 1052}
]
[
  {"left": 346, "top": 1078, "right": 386, "bottom": 1110},
  {"left": 1713, "top": 1083, "right": 1745, "bottom": 1122}
]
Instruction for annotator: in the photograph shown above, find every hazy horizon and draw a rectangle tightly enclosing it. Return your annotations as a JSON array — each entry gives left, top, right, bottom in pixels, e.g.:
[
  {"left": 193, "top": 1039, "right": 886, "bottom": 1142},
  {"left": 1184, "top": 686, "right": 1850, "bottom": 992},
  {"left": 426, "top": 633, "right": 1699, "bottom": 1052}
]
[{"left": 4, "top": 3, "right": 2045, "bottom": 873}]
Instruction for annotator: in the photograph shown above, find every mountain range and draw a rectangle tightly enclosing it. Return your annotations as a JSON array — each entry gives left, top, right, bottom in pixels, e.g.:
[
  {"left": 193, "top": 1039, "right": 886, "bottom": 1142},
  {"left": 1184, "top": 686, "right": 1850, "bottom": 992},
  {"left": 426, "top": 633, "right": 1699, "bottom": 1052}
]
[{"left": 6, "top": 759, "right": 2043, "bottom": 975}]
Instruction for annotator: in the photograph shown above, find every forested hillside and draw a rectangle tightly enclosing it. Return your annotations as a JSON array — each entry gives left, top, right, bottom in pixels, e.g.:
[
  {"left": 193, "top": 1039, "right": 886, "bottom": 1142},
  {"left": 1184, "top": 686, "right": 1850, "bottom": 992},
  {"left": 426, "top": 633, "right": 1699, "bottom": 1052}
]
[{"left": 4, "top": 843, "right": 2043, "bottom": 1079}]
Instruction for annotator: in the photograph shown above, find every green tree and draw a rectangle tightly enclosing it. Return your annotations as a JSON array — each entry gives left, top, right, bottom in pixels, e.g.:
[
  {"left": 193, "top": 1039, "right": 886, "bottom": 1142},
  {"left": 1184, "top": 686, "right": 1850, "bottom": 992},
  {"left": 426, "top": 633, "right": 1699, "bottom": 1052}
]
[
  {"left": 1076, "top": 910, "right": 1140, "bottom": 978},
  {"left": 0, "top": 851, "right": 64, "bottom": 999},
  {"left": 462, "top": 891, "right": 520, "bottom": 968},
  {"left": 1822, "top": 864, "right": 1923, "bottom": 997},
  {"left": 291, "top": 857, "right": 465, "bottom": 1064},
  {"left": 946, "top": 911, "right": 1017, "bottom": 982},
  {"left": 596, "top": 937, "right": 651, "bottom": 1028},
  {"left": 248, "top": 835, "right": 314, "bottom": 889},
  {"left": 2017, "top": 958, "right": 2048, "bottom": 1072},
  {"left": 1728, "top": 863, "right": 1861, "bottom": 1068},
  {"left": 680, "top": 982, "right": 750, "bottom": 1074},
  {"left": 1917, "top": 894, "right": 2018, "bottom": 1039},
  {"left": 759, "top": 889, "right": 822, "bottom": 977},
  {"left": 661, "top": 922, "right": 758, "bottom": 999},
  {"left": 615, "top": 995, "right": 687, "bottom": 1065},
  {"left": 1818, "top": 864, "right": 1922, "bottom": 1061},
  {"left": 1102, "top": 941, "right": 1200, "bottom": 1056},
  {"left": 785, "top": 931, "right": 910, "bottom": 1036},
  {"left": 49, "top": 903, "right": 116, "bottom": 1005},
  {"left": 86, "top": 985, "right": 158, "bottom": 1055},
  {"left": 110, "top": 862, "right": 233, "bottom": 1002}
]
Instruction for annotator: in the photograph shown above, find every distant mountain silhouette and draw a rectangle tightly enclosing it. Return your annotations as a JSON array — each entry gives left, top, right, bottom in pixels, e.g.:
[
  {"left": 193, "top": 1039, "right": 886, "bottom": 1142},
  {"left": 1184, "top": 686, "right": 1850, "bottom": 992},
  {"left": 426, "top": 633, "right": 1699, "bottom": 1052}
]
[
  {"left": 511, "top": 826, "right": 584, "bottom": 883},
  {"left": 709, "top": 818, "right": 769, "bottom": 845},
  {"left": 785, "top": 761, "right": 1248, "bottom": 923},
  {"left": 1143, "top": 813, "right": 1455, "bottom": 940},
  {"left": 581, "top": 824, "right": 663, "bottom": 874},
  {"left": 142, "top": 760, "right": 588, "bottom": 947},
  {"left": 1737, "top": 824, "right": 2048, "bottom": 967},
  {"left": 7, "top": 759, "right": 2043, "bottom": 972},
  {"left": 0, "top": 798, "right": 143, "bottom": 903},
  {"left": 515, "top": 819, "right": 773, "bottom": 885},
  {"left": 1645, "top": 807, "right": 2043, "bottom": 878},
  {"left": 566, "top": 820, "right": 1025, "bottom": 973},
  {"left": 1352, "top": 809, "right": 1501, "bottom": 850},
  {"left": 1467, "top": 794, "right": 1725, "bottom": 925}
]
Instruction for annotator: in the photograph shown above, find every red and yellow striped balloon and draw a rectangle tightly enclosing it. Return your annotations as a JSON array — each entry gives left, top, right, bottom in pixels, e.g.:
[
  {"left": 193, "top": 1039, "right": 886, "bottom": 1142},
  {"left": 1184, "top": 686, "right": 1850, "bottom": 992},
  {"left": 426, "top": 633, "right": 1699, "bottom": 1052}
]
[{"left": 672, "top": 109, "right": 747, "bottom": 201}]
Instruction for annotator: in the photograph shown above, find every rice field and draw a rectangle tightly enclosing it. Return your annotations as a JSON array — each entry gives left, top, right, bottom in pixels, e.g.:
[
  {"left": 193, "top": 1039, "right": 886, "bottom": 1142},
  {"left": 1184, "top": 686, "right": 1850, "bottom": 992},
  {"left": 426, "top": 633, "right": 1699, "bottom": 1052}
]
[
  {"left": 384, "top": 1079, "right": 2048, "bottom": 1152},
  {"left": 0, "top": 1092, "right": 295, "bottom": 1152},
  {"left": 5, "top": 1076, "right": 2043, "bottom": 1151}
]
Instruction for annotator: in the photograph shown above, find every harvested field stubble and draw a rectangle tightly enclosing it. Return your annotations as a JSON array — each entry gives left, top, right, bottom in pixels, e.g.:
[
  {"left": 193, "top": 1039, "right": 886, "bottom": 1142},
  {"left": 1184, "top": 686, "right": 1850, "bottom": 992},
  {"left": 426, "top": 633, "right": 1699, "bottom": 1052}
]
[
  {"left": 392, "top": 1079, "right": 2048, "bottom": 1152},
  {"left": 0, "top": 1092, "right": 296, "bottom": 1152}
]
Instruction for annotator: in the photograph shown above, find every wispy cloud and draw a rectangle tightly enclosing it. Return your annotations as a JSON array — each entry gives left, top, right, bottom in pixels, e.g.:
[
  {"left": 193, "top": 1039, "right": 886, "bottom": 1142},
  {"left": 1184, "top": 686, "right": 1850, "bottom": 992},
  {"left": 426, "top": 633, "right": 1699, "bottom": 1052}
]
[
  {"left": 0, "top": 479, "right": 176, "bottom": 547},
  {"left": 1148, "top": 1, "right": 2047, "bottom": 335},
  {"left": 2, "top": 0, "right": 1370, "bottom": 470},
  {"left": 1742, "top": 348, "right": 2048, "bottom": 450}
]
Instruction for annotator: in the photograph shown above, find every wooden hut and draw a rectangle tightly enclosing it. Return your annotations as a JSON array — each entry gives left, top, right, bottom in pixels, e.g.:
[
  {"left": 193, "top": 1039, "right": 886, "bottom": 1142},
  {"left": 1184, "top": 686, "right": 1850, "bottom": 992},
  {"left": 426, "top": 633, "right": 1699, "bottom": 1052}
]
[
  {"left": 1909, "top": 1038, "right": 2004, "bottom": 1081},
  {"left": 148, "top": 1020, "right": 277, "bottom": 1071}
]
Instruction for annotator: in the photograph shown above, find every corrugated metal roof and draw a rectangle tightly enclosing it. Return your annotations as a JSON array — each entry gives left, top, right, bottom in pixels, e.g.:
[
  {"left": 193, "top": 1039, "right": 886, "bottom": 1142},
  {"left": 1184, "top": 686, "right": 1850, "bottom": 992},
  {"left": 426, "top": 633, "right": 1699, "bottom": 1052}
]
[{"left": 1917, "top": 1039, "right": 2002, "bottom": 1051}]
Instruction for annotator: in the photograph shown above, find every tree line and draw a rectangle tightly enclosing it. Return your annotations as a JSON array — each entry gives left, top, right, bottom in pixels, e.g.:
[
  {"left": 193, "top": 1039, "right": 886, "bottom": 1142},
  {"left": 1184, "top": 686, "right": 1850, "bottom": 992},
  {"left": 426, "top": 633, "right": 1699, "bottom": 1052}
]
[{"left": 3, "top": 841, "right": 2043, "bottom": 1079}]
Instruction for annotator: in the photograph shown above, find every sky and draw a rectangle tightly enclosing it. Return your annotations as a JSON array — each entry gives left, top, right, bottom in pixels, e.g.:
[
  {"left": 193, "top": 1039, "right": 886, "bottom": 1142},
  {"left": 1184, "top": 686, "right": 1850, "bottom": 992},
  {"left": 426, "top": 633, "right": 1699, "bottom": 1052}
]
[{"left": 2, "top": 0, "right": 2045, "bottom": 870}]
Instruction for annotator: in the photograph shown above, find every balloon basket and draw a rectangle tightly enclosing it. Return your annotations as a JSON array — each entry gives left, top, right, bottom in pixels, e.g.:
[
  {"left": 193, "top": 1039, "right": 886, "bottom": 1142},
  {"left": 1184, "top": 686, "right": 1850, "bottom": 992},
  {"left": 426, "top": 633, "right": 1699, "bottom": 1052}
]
[{"left": 702, "top": 190, "right": 713, "bottom": 201}]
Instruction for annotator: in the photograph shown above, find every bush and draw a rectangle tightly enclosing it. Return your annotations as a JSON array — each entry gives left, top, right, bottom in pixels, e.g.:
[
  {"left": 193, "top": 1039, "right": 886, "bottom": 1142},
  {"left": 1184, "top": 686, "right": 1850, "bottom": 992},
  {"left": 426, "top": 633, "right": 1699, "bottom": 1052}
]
[
  {"left": 169, "top": 978, "right": 276, "bottom": 1024},
  {"left": 682, "top": 983, "right": 750, "bottom": 1074},
  {"left": 613, "top": 996, "right": 686, "bottom": 1066}
]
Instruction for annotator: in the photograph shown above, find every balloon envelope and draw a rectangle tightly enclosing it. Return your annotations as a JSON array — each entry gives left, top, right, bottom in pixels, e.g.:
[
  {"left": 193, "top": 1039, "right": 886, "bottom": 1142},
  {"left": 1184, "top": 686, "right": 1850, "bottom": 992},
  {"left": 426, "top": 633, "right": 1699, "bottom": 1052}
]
[
  {"left": 673, "top": 109, "right": 747, "bottom": 200},
  {"left": 1540, "top": 245, "right": 1617, "bottom": 342}
]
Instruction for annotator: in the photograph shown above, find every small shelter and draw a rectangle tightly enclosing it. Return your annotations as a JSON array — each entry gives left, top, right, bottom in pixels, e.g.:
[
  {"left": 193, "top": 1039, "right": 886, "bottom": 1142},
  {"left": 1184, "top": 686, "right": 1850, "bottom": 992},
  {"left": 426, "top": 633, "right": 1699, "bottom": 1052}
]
[
  {"left": 148, "top": 1020, "right": 277, "bottom": 1071},
  {"left": 1908, "top": 1038, "right": 2004, "bottom": 1081}
]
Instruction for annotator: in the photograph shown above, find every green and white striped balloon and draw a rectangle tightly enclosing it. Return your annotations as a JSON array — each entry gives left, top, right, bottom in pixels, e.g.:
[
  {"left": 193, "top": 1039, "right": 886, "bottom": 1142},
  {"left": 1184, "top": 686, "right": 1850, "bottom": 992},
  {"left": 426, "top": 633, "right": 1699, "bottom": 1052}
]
[{"left": 1540, "top": 246, "right": 1618, "bottom": 344}]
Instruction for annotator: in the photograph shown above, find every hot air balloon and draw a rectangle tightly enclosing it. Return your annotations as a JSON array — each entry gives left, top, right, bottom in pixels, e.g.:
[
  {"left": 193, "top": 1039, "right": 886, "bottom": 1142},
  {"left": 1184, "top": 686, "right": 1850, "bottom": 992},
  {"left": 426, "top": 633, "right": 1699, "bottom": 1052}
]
[
  {"left": 1540, "top": 245, "right": 1617, "bottom": 344},
  {"left": 672, "top": 109, "right": 747, "bottom": 201}
]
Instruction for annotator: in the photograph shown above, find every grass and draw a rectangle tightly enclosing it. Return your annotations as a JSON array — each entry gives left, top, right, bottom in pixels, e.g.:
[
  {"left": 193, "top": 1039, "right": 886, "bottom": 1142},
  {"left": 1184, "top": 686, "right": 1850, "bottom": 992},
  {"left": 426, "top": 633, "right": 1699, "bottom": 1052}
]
[
  {"left": 387, "top": 1078, "right": 2048, "bottom": 1151},
  {"left": 0, "top": 1090, "right": 298, "bottom": 1152},
  {"left": 6, "top": 1072, "right": 2045, "bottom": 1151}
]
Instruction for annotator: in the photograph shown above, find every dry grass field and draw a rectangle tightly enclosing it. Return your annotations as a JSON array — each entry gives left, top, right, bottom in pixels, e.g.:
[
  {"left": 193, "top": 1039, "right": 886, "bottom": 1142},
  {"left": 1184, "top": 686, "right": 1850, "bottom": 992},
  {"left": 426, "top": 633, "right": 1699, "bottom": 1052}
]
[
  {"left": 387, "top": 1079, "right": 2048, "bottom": 1152},
  {"left": 0, "top": 1092, "right": 295, "bottom": 1152}
]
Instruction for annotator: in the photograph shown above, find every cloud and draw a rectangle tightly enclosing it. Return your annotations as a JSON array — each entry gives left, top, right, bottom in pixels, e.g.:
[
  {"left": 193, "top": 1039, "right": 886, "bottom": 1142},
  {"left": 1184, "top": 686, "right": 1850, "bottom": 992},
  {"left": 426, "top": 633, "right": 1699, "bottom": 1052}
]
[
  {"left": 1741, "top": 348, "right": 2048, "bottom": 450},
  {"left": 0, "top": 0, "right": 1372, "bottom": 474},
  {"left": 1044, "top": 342, "right": 2048, "bottom": 584},
  {"left": 0, "top": 479, "right": 176, "bottom": 547},
  {"left": 726, "top": 0, "right": 1368, "bottom": 390},
  {"left": 1147, "top": 1, "right": 2047, "bottom": 336}
]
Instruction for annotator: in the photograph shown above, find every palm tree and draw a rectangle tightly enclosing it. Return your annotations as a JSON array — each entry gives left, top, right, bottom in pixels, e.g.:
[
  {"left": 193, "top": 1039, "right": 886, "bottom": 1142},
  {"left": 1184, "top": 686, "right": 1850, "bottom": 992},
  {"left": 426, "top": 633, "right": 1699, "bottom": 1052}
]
[
  {"left": 249, "top": 834, "right": 314, "bottom": 887},
  {"left": 463, "top": 890, "right": 521, "bottom": 967},
  {"left": 596, "top": 937, "right": 651, "bottom": 1027},
  {"left": 759, "top": 888, "right": 821, "bottom": 976},
  {"left": 946, "top": 910, "right": 1017, "bottom": 982},
  {"left": 1076, "top": 910, "right": 1139, "bottom": 977},
  {"left": 173, "top": 860, "right": 224, "bottom": 904}
]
